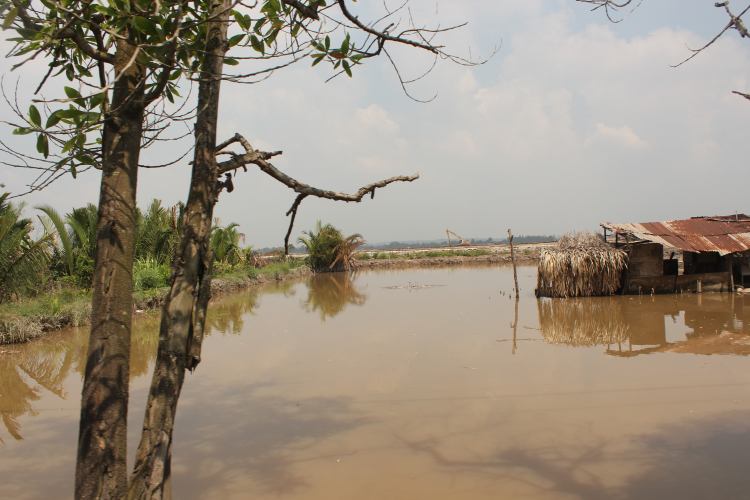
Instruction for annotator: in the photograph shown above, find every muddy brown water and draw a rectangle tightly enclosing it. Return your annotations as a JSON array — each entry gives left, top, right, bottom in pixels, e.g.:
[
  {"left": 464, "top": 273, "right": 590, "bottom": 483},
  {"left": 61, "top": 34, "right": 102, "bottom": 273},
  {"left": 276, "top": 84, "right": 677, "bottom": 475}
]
[{"left": 2, "top": 264, "right": 750, "bottom": 499}]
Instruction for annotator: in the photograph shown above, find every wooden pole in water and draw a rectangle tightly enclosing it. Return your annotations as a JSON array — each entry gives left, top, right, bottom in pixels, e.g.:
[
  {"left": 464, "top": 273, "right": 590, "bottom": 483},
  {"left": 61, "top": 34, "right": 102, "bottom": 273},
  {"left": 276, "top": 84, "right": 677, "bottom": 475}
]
[{"left": 509, "top": 229, "right": 519, "bottom": 298}]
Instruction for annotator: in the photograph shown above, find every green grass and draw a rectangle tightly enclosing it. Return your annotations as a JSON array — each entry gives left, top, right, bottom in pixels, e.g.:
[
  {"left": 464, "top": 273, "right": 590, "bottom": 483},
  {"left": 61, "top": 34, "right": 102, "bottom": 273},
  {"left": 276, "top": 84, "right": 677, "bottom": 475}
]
[
  {"left": 0, "top": 289, "right": 92, "bottom": 344},
  {"left": 212, "top": 259, "right": 306, "bottom": 282}
]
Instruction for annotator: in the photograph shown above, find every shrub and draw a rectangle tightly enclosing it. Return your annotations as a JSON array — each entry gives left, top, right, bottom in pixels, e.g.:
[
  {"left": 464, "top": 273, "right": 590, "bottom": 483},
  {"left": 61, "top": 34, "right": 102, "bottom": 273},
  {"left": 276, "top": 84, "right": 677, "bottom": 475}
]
[{"left": 133, "top": 256, "right": 171, "bottom": 291}]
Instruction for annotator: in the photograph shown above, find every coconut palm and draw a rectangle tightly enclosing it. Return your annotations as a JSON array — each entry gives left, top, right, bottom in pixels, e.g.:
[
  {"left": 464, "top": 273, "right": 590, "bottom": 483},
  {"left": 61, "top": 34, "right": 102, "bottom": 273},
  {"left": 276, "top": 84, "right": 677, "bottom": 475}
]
[
  {"left": 36, "top": 203, "right": 97, "bottom": 285},
  {"left": 297, "top": 221, "right": 365, "bottom": 271},
  {"left": 0, "top": 194, "right": 52, "bottom": 301},
  {"left": 135, "top": 200, "right": 183, "bottom": 264},
  {"left": 210, "top": 221, "right": 246, "bottom": 265}
]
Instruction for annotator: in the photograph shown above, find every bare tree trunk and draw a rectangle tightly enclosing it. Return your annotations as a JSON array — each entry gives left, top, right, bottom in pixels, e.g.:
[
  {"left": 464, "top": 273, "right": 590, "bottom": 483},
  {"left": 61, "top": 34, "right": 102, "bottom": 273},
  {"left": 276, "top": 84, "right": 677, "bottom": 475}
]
[
  {"left": 75, "top": 38, "right": 144, "bottom": 500},
  {"left": 128, "top": 2, "right": 230, "bottom": 497},
  {"left": 508, "top": 229, "right": 519, "bottom": 299}
]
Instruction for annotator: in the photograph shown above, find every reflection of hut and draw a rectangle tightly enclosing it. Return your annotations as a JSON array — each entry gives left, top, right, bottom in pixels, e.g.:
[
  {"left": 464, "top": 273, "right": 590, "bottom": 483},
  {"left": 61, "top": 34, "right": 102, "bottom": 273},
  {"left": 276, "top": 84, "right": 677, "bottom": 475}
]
[
  {"left": 536, "top": 232, "right": 628, "bottom": 298},
  {"left": 538, "top": 298, "right": 629, "bottom": 346},
  {"left": 602, "top": 215, "right": 750, "bottom": 294}
]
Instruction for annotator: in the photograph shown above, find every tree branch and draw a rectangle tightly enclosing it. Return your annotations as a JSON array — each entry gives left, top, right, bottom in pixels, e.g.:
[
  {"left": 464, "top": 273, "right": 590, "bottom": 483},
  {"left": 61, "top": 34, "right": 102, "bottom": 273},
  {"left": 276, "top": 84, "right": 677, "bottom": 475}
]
[
  {"left": 56, "top": 27, "right": 116, "bottom": 64},
  {"left": 282, "top": 0, "right": 320, "bottom": 20},
  {"left": 733, "top": 90, "right": 750, "bottom": 101},
  {"left": 217, "top": 134, "right": 419, "bottom": 202},
  {"left": 336, "top": 0, "right": 438, "bottom": 54},
  {"left": 284, "top": 193, "right": 308, "bottom": 255}
]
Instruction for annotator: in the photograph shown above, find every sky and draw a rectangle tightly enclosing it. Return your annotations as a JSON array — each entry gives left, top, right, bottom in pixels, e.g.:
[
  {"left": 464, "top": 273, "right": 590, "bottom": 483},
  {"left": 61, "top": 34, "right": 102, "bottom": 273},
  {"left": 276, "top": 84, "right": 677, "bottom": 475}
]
[{"left": 2, "top": 1, "right": 750, "bottom": 247}]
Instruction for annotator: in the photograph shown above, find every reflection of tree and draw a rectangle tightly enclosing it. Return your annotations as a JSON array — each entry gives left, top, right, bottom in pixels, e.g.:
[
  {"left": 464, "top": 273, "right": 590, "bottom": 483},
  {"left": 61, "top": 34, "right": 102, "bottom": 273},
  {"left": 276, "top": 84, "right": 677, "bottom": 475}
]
[
  {"left": 302, "top": 273, "right": 367, "bottom": 322},
  {"left": 538, "top": 298, "right": 629, "bottom": 347},
  {"left": 0, "top": 323, "right": 158, "bottom": 442},
  {"left": 204, "top": 281, "right": 298, "bottom": 335}
]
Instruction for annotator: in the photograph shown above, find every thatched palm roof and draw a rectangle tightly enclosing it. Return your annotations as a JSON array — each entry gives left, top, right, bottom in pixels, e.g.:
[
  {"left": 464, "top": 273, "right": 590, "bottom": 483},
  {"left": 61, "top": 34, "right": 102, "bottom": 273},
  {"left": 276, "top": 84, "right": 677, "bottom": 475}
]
[{"left": 536, "top": 231, "right": 627, "bottom": 298}]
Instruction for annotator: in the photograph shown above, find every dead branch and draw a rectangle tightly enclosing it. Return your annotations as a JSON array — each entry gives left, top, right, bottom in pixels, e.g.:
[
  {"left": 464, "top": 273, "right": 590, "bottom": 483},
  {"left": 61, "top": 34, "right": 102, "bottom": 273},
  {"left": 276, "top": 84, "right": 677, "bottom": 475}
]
[
  {"left": 216, "top": 133, "right": 419, "bottom": 254},
  {"left": 218, "top": 133, "right": 419, "bottom": 201}
]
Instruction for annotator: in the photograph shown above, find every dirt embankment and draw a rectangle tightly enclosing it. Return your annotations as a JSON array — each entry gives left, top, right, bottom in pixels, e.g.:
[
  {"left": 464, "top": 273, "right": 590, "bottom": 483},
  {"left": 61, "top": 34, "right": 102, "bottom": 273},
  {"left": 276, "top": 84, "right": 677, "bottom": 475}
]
[{"left": 355, "top": 249, "right": 542, "bottom": 269}]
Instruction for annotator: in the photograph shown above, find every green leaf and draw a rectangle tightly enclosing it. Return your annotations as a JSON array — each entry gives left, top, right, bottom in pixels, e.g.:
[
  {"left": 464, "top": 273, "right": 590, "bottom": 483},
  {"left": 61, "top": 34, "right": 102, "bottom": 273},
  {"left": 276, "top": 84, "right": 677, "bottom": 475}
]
[
  {"left": 28, "top": 105, "right": 41, "bottom": 128},
  {"left": 89, "top": 93, "right": 105, "bottom": 109},
  {"left": 61, "top": 136, "right": 77, "bottom": 154},
  {"left": 56, "top": 109, "right": 85, "bottom": 119},
  {"left": 341, "top": 35, "right": 349, "bottom": 55},
  {"left": 223, "top": 58, "right": 239, "bottom": 66},
  {"left": 46, "top": 110, "right": 61, "bottom": 128},
  {"left": 36, "top": 134, "right": 49, "bottom": 158},
  {"left": 133, "top": 16, "right": 157, "bottom": 36},
  {"left": 76, "top": 155, "right": 95, "bottom": 164},
  {"left": 63, "top": 86, "right": 82, "bottom": 99},
  {"left": 2, "top": 6, "right": 18, "bottom": 30},
  {"left": 324, "top": 35, "right": 330, "bottom": 51},
  {"left": 12, "top": 127, "right": 34, "bottom": 135},
  {"left": 15, "top": 27, "right": 38, "bottom": 39},
  {"left": 70, "top": 162, "right": 77, "bottom": 179},
  {"left": 311, "top": 54, "right": 325, "bottom": 67},
  {"left": 44, "top": 111, "right": 60, "bottom": 128},
  {"left": 228, "top": 34, "right": 244, "bottom": 47},
  {"left": 343, "top": 60, "right": 352, "bottom": 78}
]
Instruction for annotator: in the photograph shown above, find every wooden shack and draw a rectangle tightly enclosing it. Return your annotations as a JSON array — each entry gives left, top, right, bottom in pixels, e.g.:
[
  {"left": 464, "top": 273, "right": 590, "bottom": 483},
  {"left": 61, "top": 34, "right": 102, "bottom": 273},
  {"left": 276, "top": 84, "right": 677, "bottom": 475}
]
[{"left": 602, "top": 215, "right": 750, "bottom": 294}]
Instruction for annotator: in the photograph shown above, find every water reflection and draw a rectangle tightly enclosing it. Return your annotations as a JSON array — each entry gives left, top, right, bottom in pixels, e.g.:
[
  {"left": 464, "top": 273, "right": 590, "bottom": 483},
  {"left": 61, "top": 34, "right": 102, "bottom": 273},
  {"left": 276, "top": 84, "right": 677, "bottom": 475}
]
[
  {"left": 205, "top": 281, "right": 298, "bottom": 335},
  {"left": 0, "top": 319, "right": 158, "bottom": 442},
  {"left": 538, "top": 293, "right": 750, "bottom": 356},
  {"left": 301, "top": 272, "right": 367, "bottom": 322},
  {"left": 538, "top": 298, "right": 630, "bottom": 347}
]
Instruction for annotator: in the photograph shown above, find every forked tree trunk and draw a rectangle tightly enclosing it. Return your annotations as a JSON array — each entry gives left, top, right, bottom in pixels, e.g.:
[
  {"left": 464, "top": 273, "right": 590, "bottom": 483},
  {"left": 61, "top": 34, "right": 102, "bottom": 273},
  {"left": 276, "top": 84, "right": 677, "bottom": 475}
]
[
  {"left": 75, "top": 38, "right": 145, "bottom": 500},
  {"left": 128, "top": 2, "right": 230, "bottom": 498}
]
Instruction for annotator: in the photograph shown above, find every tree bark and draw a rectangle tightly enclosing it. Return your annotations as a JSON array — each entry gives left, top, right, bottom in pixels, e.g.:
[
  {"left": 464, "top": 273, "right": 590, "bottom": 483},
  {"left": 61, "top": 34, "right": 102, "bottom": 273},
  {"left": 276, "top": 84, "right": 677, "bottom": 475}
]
[
  {"left": 128, "top": 2, "right": 230, "bottom": 498},
  {"left": 75, "top": 38, "right": 145, "bottom": 500}
]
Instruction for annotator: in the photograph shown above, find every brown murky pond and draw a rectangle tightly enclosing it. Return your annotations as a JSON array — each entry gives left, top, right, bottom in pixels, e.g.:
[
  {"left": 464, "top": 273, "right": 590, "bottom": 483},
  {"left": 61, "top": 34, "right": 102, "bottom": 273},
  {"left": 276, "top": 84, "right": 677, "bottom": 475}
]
[{"left": 2, "top": 264, "right": 750, "bottom": 499}]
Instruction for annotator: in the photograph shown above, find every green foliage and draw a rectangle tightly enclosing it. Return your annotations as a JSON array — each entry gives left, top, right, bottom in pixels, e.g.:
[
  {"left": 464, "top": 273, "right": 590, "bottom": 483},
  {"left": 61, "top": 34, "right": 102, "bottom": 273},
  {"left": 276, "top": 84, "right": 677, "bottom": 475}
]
[
  {"left": 135, "top": 199, "right": 182, "bottom": 264},
  {"left": 0, "top": 194, "right": 52, "bottom": 301},
  {"left": 36, "top": 202, "right": 97, "bottom": 286},
  {"left": 297, "top": 220, "right": 365, "bottom": 270},
  {"left": 210, "top": 221, "right": 247, "bottom": 265},
  {"left": 133, "top": 256, "right": 171, "bottom": 292}
]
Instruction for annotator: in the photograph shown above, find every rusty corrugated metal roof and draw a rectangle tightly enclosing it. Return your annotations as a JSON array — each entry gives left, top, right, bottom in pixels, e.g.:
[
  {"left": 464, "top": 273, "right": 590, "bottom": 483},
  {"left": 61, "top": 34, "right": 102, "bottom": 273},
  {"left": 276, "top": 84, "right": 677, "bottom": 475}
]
[{"left": 601, "top": 215, "right": 750, "bottom": 256}]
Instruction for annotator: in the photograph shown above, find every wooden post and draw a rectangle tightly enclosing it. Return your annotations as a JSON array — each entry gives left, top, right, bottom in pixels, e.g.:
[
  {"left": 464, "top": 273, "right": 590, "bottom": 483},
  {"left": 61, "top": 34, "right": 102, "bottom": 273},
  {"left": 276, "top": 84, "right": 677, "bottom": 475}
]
[
  {"left": 697, "top": 279, "right": 702, "bottom": 294},
  {"left": 508, "top": 229, "right": 519, "bottom": 298}
]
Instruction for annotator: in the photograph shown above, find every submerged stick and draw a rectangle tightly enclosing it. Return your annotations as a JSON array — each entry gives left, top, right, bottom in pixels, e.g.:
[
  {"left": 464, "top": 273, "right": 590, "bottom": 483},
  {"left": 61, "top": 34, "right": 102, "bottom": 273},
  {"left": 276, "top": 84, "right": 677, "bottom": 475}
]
[{"left": 509, "top": 229, "right": 519, "bottom": 298}]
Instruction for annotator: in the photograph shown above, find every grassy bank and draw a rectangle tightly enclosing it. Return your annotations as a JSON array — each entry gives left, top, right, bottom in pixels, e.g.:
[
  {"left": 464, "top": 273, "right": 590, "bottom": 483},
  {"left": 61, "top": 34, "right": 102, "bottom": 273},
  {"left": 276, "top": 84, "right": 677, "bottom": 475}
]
[{"left": 0, "top": 260, "right": 308, "bottom": 345}]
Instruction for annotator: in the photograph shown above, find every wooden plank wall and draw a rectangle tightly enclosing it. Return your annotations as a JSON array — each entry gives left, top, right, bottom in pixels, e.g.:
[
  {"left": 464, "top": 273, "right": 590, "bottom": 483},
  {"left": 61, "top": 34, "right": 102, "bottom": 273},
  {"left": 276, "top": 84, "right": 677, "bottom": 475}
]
[{"left": 629, "top": 243, "right": 663, "bottom": 278}]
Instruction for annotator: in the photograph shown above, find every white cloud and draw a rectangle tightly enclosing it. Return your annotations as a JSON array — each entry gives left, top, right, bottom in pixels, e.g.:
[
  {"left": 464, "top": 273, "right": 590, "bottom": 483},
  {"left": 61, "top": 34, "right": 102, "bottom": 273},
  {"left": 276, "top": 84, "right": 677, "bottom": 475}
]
[
  {"left": 584, "top": 123, "right": 649, "bottom": 149},
  {"left": 355, "top": 104, "right": 399, "bottom": 134}
]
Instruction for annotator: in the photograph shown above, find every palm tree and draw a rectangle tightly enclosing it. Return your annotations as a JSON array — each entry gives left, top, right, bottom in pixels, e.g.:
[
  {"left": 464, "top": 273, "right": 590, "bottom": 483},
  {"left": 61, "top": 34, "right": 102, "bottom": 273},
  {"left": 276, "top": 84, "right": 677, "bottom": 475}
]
[
  {"left": 0, "top": 194, "right": 52, "bottom": 301},
  {"left": 36, "top": 203, "right": 97, "bottom": 285},
  {"left": 135, "top": 199, "right": 183, "bottom": 264},
  {"left": 210, "top": 220, "right": 246, "bottom": 266},
  {"left": 297, "top": 221, "right": 365, "bottom": 271}
]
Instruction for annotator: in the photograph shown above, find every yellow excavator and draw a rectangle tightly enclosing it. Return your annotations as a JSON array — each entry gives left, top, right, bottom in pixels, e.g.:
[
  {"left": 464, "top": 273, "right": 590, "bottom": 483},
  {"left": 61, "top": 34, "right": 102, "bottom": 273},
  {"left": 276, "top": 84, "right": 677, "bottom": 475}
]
[{"left": 446, "top": 229, "right": 471, "bottom": 247}]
